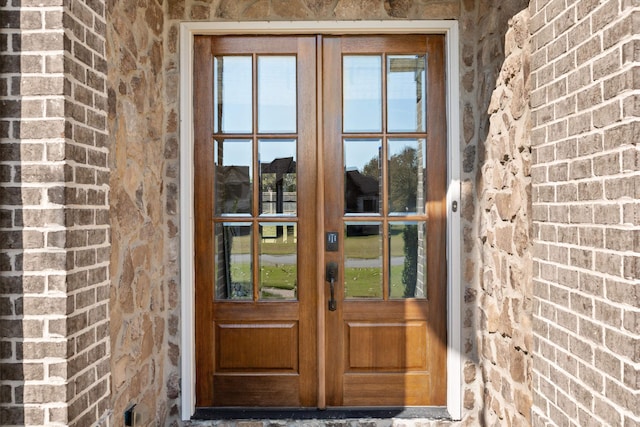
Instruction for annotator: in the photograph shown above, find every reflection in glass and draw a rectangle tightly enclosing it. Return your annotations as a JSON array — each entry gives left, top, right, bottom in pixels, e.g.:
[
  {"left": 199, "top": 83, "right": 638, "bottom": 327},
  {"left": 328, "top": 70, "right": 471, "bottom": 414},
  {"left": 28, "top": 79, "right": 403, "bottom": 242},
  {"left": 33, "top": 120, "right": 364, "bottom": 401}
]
[
  {"left": 214, "top": 56, "right": 252, "bottom": 133},
  {"left": 389, "top": 222, "right": 426, "bottom": 299},
  {"left": 215, "top": 223, "right": 252, "bottom": 300},
  {"left": 259, "top": 139, "right": 297, "bottom": 216},
  {"left": 388, "top": 139, "right": 426, "bottom": 215},
  {"left": 343, "top": 56, "right": 382, "bottom": 132},
  {"left": 387, "top": 55, "right": 426, "bottom": 132},
  {"left": 259, "top": 223, "right": 297, "bottom": 300},
  {"left": 214, "top": 139, "right": 252, "bottom": 215},
  {"left": 344, "top": 139, "right": 381, "bottom": 215},
  {"left": 344, "top": 223, "right": 382, "bottom": 299},
  {"left": 258, "top": 56, "right": 297, "bottom": 133}
]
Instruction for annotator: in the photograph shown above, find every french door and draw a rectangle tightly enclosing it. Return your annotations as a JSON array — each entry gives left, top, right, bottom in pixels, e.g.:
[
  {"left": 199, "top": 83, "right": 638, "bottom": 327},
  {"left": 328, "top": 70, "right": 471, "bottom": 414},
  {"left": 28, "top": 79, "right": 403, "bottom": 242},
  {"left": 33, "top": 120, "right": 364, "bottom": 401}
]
[{"left": 194, "top": 34, "right": 447, "bottom": 408}]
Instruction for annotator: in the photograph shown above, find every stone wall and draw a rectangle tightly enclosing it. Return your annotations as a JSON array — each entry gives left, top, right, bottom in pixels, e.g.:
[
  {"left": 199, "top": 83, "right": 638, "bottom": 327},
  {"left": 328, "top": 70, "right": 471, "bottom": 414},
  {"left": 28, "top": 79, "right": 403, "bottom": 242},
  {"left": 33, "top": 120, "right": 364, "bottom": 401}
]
[
  {"left": 106, "top": 0, "right": 180, "bottom": 423},
  {"left": 459, "top": 3, "right": 533, "bottom": 427},
  {"left": 476, "top": 9, "right": 533, "bottom": 427},
  {"left": 0, "top": 1, "right": 111, "bottom": 426},
  {"left": 529, "top": 0, "right": 640, "bottom": 425}
]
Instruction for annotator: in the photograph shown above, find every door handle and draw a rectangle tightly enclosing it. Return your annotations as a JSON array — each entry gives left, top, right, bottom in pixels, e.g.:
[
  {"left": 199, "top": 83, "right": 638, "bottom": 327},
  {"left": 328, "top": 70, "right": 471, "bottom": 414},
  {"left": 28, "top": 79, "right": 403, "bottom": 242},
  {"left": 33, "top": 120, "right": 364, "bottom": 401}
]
[{"left": 326, "top": 262, "right": 338, "bottom": 311}]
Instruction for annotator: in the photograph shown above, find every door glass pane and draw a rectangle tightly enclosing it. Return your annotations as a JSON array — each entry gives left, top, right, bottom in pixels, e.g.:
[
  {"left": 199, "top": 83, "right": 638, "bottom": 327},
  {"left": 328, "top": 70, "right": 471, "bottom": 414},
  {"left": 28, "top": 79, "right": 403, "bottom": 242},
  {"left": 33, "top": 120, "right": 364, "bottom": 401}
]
[
  {"left": 214, "top": 56, "right": 252, "bottom": 133},
  {"left": 344, "top": 139, "right": 381, "bottom": 215},
  {"left": 388, "top": 139, "right": 426, "bottom": 215},
  {"left": 389, "top": 222, "right": 426, "bottom": 299},
  {"left": 215, "top": 223, "right": 252, "bottom": 300},
  {"left": 258, "top": 56, "right": 297, "bottom": 133},
  {"left": 387, "top": 55, "right": 426, "bottom": 132},
  {"left": 343, "top": 56, "right": 382, "bottom": 132},
  {"left": 259, "top": 139, "right": 297, "bottom": 216},
  {"left": 344, "top": 222, "right": 382, "bottom": 299},
  {"left": 259, "top": 223, "right": 297, "bottom": 300},
  {"left": 214, "top": 139, "right": 252, "bottom": 215}
]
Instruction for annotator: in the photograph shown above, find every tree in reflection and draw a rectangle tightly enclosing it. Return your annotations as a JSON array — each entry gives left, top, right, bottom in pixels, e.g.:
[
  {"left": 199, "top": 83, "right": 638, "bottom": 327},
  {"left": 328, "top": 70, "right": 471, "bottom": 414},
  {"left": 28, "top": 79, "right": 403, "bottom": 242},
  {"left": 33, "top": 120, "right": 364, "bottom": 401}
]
[{"left": 363, "top": 146, "right": 420, "bottom": 297}]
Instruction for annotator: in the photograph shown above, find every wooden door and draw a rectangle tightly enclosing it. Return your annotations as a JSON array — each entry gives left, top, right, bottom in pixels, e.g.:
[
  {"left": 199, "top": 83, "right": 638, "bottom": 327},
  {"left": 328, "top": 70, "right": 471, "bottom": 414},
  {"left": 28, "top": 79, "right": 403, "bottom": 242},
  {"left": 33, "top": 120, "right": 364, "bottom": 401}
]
[
  {"left": 194, "top": 34, "right": 447, "bottom": 408},
  {"left": 194, "top": 35, "right": 319, "bottom": 407},
  {"left": 322, "top": 35, "right": 447, "bottom": 406}
]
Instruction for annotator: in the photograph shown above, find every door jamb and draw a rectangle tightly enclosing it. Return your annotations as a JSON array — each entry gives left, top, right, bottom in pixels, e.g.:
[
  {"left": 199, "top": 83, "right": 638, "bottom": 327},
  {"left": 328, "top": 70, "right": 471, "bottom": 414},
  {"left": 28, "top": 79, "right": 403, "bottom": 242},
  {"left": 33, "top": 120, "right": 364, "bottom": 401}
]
[{"left": 180, "top": 20, "right": 461, "bottom": 421}]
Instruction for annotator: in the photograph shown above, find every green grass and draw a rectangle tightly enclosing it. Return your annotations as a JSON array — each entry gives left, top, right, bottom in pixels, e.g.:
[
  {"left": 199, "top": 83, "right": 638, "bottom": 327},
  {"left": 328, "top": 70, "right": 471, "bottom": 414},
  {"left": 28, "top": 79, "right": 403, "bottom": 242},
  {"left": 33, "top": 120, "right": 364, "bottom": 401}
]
[
  {"left": 230, "top": 264, "right": 296, "bottom": 290},
  {"left": 227, "top": 231, "right": 407, "bottom": 258},
  {"left": 225, "top": 225, "right": 418, "bottom": 300},
  {"left": 342, "top": 266, "right": 410, "bottom": 298},
  {"left": 260, "top": 265, "right": 296, "bottom": 289},
  {"left": 344, "top": 234, "right": 405, "bottom": 259},
  {"left": 229, "top": 264, "right": 415, "bottom": 299}
]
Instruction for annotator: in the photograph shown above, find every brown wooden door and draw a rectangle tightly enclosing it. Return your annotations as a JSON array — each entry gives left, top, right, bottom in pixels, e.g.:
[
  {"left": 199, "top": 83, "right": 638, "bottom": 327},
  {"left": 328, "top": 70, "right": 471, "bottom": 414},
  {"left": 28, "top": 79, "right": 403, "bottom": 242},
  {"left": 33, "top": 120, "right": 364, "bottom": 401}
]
[
  {"left": 194, "top": 34, "right": 447, "bottom": 408},
  {"left": 322, "top": 35, "right": 447, "bottom": 407}
]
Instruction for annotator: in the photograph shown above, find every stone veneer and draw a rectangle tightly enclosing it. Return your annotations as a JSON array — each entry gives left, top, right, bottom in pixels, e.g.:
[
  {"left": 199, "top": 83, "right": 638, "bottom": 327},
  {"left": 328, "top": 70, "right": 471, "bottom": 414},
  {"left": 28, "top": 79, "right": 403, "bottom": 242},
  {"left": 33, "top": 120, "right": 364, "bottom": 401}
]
[
  {"left": 458, "top": 3, "right": 534, "bottom": 427},
  {"left": 476, "top": 9, "right": 533, "bottom": 427},
  {"left": 529, "top": 0, "right": 639, "bottom": 425},
  {"left": 1, "top": 1, "right": 111, "bottom": 426}
]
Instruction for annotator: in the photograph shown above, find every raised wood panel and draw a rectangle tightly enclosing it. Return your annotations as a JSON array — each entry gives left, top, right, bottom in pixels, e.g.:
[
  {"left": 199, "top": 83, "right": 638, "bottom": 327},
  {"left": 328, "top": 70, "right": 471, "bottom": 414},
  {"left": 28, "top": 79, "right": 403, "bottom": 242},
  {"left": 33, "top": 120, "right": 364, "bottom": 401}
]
[
  {"left": 213, "top": 375, "right": 300, "bottom": 406},
  {"left": 346, "top": 322, "right": 427, "bottom": 371},
  {"left": 216, "top": 322, "right": 298, "bottom": 371},
  {"left": 343, "top": 373, "right": 431, "bottom": 406}
]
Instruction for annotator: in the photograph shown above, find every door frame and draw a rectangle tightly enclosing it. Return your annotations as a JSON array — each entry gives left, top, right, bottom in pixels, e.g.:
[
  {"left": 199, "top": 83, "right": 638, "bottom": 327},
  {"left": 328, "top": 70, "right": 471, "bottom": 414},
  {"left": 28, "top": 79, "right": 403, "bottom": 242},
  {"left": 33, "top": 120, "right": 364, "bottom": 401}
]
[{"left": 179, "top": 20, "right": 461, "bottom": 421}]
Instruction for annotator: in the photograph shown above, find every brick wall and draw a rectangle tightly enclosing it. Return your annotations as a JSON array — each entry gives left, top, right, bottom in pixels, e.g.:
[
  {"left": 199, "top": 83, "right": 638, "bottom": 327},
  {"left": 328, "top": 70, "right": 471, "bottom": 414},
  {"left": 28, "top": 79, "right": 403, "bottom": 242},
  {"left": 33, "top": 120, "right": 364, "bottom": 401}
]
[
  {"left": 0, "top": 1, "right": 110, "bottom": 426},
  {"left": 529, "top": 0, "right": 640, "bottom": 425},
  {"left": 63, "top": 1, "right": 111, "bottom": 425}
]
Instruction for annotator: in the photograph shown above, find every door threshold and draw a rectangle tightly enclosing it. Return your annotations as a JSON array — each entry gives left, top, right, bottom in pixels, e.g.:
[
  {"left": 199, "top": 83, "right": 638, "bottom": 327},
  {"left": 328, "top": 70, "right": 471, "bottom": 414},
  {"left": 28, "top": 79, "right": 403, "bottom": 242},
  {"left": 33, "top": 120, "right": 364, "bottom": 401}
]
[{"left": 192, "top": 407, "right": 451, "bottom": 421}]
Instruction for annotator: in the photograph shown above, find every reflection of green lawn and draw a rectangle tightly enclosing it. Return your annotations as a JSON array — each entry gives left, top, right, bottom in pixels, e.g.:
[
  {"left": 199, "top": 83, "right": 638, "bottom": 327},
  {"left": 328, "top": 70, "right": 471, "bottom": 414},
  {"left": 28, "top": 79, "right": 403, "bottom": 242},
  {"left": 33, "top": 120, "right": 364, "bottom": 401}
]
[
  {"left": 229, "top": 233, "right": 406, "bottom": 258},
  {"left": 231, "top": 264, "right": 296, "bottom": 290},
  {"left": 345, "top": 234, "right": 405, "bottom": 258},
  {"left": 231, "top": 265, "right": 410, "bottom": 298},
  {"left": 261, "top": 241, "right": 297, "bottom": 255},
  {"left": 344, "top": 266, "right": 406, "bottom": 298},
  {"left": 261, "top": 265, "right": 296, "bottom": 289}
]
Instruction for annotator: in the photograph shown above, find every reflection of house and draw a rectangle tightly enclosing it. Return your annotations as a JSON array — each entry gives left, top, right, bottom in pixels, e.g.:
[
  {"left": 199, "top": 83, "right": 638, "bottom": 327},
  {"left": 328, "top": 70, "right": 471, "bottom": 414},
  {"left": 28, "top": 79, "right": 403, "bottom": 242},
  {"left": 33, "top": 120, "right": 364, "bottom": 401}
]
[
  {"left": 260, "top": 157, "right": 296, "bottom": 215},
  {"left": 218, "top": 165, "right": 251, "bottom": 213},
  {"left": 345, "top": 169, "right": 379, "bottom": 214}
]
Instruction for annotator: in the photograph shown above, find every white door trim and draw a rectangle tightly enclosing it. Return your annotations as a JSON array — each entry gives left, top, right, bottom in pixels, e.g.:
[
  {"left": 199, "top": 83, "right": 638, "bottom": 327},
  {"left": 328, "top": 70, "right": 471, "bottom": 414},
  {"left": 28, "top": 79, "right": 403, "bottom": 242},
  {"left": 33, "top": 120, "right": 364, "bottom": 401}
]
[{"left": 179, "top": 20, "right": 462, "bottom": 421}]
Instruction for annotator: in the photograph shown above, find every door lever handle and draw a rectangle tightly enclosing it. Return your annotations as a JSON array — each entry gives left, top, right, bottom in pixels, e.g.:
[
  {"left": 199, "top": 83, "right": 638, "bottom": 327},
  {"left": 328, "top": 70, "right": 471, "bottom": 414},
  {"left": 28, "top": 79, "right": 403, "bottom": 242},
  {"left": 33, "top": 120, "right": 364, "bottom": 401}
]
[
  {"left": 328, "top": 278, "right": 336, "bottom": 311},
  {"left": 326, "top": 262, "right": 338, "bottom": 311}
]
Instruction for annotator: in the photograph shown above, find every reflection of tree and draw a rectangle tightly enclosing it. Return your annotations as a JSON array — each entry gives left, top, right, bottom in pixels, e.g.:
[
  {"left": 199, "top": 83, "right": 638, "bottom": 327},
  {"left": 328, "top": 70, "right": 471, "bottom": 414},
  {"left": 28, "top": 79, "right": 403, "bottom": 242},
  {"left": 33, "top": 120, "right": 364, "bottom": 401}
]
[
  {"left": 363, "top": 146, "right": 420, "bottom": 297},
  {"left": 389, "top": 147, "right": 418, "bottom": 212},
  {"left": 283, "top": 173, "right": 296, "bottom": 192},
  {"left": 362, "top": 155, "right": 380, "bottom": 180},
  {"left": 361, "top": 146, "right": 418, "bottom": 212}
]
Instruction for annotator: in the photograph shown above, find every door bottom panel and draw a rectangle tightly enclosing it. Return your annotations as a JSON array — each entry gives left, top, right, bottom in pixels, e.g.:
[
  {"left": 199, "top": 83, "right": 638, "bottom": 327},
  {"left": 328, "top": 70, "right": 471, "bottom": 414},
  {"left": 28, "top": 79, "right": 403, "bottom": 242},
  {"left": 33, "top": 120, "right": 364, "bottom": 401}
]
[
  {"left": 342, "top": 373, "right": 431, "bottom": 406},
  {"left": 213, "top": 375, "right": 301, "bottom": 406}
]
